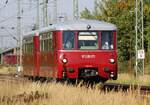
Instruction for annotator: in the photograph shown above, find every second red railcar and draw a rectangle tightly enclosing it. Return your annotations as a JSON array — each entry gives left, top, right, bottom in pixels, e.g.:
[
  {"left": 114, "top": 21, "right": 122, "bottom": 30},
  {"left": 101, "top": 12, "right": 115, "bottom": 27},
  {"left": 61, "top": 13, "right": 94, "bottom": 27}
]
[{"left": 3, "top": 54, "right": 17, "bottom": 65}]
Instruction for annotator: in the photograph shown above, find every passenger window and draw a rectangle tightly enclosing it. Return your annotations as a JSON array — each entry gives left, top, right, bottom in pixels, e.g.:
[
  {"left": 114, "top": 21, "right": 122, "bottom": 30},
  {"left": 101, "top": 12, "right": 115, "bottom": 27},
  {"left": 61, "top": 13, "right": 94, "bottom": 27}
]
[
  {"left": 40, "top": 32, "right": 53, "bottom": 52},
  {"left": 23, "top": 38, "right": 33, "bottom": 54},
  {"left": 62, "top": 31, "right": 75, "bottom": 49},
  {"left": 101, "top": 32, "right": 114, "bottom": 50}
]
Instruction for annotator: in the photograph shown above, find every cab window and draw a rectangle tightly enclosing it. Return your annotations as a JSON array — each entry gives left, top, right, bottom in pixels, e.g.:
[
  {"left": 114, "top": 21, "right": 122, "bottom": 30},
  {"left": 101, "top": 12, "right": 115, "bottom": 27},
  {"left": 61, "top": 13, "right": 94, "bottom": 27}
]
[
  {"left": 101, "top": 32, "right": 114, "bottom": 50},
  {"left": 62, "top": 31, "right": 75, "bottom": 49}
]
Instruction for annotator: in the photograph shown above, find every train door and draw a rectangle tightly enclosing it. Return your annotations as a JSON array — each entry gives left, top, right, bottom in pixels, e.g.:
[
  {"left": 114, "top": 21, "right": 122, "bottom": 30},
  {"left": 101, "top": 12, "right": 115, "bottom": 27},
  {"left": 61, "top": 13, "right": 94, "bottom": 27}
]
[
  {"left": 33, "top": 33, "right": 40, "bottom": 77},
  {"left": 53, "top": 31, "right": 59, "bottom": 78},
  {"left": 22, "top": 36, "right": 34, "bottom": 76}
]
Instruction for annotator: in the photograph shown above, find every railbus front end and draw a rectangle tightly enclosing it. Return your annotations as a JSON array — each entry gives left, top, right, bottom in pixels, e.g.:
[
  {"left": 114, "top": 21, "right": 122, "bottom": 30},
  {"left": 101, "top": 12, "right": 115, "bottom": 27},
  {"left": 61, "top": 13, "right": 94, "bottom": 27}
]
[{"left": 57, "top": 30, "right": 117, "bottom": 82}]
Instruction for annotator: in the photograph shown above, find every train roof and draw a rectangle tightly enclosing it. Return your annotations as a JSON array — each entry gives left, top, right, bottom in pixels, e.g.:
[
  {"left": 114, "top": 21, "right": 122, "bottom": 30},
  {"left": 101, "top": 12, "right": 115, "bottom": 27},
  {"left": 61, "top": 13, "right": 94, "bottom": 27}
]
[
  {"left": 23, "top": 19, "right": 117, "bottom": 39},
  {"left": 53, "top": 19, "right": 117, "bottom": 31}
]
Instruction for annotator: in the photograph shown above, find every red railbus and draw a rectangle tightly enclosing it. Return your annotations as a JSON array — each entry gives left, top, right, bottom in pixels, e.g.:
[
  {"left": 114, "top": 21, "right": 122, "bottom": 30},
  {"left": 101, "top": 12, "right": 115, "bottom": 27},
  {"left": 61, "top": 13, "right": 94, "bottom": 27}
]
[{"left": 23, "top": 20, "right": 117, "bottom": 82}]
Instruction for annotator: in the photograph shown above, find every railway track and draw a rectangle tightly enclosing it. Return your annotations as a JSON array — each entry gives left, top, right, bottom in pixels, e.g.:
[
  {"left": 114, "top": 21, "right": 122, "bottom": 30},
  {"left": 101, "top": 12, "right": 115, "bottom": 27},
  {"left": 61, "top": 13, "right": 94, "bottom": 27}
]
[
  {"left": 0, "top": 73, "right": 26, "bottom": 83},
  {"left": 103, "top": 83, "right": 150, "bottom": 94}
]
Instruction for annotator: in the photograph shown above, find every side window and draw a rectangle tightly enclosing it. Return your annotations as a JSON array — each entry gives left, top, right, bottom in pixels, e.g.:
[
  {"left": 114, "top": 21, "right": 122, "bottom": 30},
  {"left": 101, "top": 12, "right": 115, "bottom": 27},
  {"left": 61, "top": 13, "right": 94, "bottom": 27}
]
[
  {"left": 101, "top": 32, "right": 114, "bottom": 50},
  {"left": 40, "top": 34, "right": 44, "bottom": 52},
  {"left": 23, "top": 37, "right": 33, "bottom": 54},
  {"left": 40, "top": 32, "right": 53, "bottom": 52},
  {"left": 62, "top": 31, "right": 75, "bottom": 49},
  {"left": 47, "top": 32, "right": 53, "bottom": 50}
]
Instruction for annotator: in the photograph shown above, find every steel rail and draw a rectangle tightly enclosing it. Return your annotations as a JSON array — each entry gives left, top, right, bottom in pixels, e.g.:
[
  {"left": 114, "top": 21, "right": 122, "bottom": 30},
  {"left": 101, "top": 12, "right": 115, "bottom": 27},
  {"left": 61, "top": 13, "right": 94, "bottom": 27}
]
[{"left": 103, "top": 83, "right": 150, "bottom": 94}]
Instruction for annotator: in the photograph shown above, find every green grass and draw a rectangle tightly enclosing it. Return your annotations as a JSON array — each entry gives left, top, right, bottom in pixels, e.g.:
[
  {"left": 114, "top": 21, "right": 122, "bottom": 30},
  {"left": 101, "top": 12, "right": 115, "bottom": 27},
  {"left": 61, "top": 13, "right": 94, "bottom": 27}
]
[
  {"left": 108, "top": 61, "right": 150, "bottom": 86},
  {"left": 0, "top": 65, "right": 16, "bottom": 74},
  {"left": 107, "top": 73, "right": 150, "bottom": 86}
]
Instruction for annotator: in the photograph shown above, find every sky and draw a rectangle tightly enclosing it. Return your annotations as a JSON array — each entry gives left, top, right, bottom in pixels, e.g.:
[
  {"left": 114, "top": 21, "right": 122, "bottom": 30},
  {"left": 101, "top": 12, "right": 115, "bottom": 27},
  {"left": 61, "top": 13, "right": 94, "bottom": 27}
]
[{"left": 0, "top": 0, "right": 95, "bottom": 49}]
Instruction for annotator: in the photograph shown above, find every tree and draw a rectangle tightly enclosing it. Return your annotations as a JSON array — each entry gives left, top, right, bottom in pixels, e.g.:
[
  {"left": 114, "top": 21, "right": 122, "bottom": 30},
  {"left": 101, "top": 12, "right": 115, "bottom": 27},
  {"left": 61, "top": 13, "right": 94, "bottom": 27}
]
[
  {"left": 80, "top": 8, "right": 93, "bottom": 19},
  {"left": 143, "top": 3, "right": 150, "bottom": 52}
]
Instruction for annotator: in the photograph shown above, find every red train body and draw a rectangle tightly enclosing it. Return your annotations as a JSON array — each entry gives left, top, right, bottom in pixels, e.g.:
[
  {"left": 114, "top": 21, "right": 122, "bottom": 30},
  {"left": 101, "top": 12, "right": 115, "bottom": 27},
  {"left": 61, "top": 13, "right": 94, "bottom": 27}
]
[
  {"left": 23, "top": 20, "right": 118, "bottom": 82},
  {"left": 3, "top": 54, "right": 17, "bottom": 65}
]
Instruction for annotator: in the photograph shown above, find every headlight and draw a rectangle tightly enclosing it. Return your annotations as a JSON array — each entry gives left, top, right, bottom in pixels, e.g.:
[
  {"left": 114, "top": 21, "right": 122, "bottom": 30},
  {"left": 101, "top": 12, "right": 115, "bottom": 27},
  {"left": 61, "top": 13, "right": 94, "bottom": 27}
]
[
  {"left": 110, "top": 72, "right": 115, "bottom": 78},
  {"left": 109, "top": 59, "right": 115, "bottom": 64},
  {"left": 62, "top": 58, "right": 68, "bottom": 64}
]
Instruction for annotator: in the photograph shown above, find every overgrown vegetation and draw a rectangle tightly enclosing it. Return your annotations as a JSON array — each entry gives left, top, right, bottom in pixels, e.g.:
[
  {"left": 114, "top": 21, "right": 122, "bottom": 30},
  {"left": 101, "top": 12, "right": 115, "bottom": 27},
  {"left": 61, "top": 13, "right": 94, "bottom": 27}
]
[
  {"left": 0, "top": 81, "right": 149, "bottom": 105},
  {"left": 81, "top": 0, "right": 150, "bottom": 72}
]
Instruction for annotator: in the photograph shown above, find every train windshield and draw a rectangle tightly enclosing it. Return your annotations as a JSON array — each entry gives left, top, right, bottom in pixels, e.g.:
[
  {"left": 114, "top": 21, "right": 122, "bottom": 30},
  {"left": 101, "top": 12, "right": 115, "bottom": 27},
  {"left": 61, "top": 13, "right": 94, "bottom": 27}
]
[
  {"left": 78, "top": 32, "right": 98, "bottom": 50},
  {"left": 101, "top": 32, "right": 114, "bottom": 50},
  {"left": 62, "top": 31, "right": 75, "bottom": 49}
]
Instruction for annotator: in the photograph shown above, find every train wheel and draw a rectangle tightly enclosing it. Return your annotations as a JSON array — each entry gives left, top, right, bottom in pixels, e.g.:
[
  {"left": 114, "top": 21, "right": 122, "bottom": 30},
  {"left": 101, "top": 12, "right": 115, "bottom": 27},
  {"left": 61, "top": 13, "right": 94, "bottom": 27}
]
[
  {"left": 28, "top": 76, "right": 32, "bottom": 80},
  {"left": 112, "top": 74, "right": 118, "bottom": 80},
  {"left": 39, "top": 77, "right": 46, "bottom": 82},
  {"left": 31, "top": 76, "right": 40, "bottom": 81},
  {"left": 47, "top": 78, "right": 60, "bottom": 83}
]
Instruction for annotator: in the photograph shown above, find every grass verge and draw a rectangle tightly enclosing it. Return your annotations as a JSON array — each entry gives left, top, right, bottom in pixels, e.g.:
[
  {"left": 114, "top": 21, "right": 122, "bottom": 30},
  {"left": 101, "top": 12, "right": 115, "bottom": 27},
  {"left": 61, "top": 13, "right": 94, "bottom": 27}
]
[
  {"left": 0, "top": 81, "right": 149, "bottom": 105},
  {"left": 107, "top": 73, "right": 150, "bottom": 86}
]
